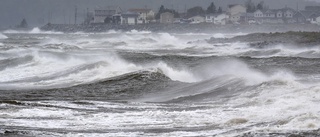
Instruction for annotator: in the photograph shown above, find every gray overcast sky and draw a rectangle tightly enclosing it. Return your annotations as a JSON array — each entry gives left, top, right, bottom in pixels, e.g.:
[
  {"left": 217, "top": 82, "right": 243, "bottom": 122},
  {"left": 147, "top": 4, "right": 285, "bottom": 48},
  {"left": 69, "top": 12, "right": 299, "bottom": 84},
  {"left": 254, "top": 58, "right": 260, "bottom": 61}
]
[{"left": 0, "top": 0, "right": 319, "bottom": 29}]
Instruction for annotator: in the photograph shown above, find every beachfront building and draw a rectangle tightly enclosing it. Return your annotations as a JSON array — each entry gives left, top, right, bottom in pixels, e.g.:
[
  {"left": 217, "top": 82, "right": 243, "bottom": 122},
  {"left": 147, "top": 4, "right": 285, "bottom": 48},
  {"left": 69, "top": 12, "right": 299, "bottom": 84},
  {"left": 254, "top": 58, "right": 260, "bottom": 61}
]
[
  {"left": 189, "top": 15, "right": 205, "bottom": 24},
  {"left": 299, "top": 9, "right": 320, "bottom": 24},
  {"left": 315, "top": 16, "right": 320, "bottom": 25},
  {"left": 240, "top": 13, "right": 255, "bottom": 24},
  {"left": 128, "top": 9, "right": 155, "bottom": 24},
  {"left": 227, "top": 4, "right": 247, "bottom": 16},
  {"left": 214, "top": 13, "right": 229, "bottom": 25},
  {"left": 230, "top": 13, "right": 242, "bottom": 23},
  {"left": 253, "top": 8, "right": 297, "bottom": 24},
  {"left": 205, "top": 14, "right": 216, "bottom": 23},
  {"left": 121, "top": 12, "right": 139, "bottom": 25},
  {"left": 226, "top": 4, "right": 247, "bottom": 24},
  {"left": 93, "top": 7, "right": 122, "bottom": 23},
  {"left": 160, "top": 12, "right": 174, "bottom": 24}
]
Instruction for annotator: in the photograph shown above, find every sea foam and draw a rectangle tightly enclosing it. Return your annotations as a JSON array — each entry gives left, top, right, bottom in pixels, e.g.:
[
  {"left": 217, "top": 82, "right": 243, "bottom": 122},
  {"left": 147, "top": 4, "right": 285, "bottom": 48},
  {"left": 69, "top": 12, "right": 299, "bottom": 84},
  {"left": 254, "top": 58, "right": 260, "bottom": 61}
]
[{"left": 0, "top": 33, "right": 8, "bottom": 39}]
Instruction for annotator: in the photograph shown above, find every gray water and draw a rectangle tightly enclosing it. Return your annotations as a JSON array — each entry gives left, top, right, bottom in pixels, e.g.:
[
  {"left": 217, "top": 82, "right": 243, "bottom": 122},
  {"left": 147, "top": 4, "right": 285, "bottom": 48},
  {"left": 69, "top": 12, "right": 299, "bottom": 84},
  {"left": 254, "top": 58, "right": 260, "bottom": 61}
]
[{"left": 0, "top": 28, "right": 320, "bottom": 136}]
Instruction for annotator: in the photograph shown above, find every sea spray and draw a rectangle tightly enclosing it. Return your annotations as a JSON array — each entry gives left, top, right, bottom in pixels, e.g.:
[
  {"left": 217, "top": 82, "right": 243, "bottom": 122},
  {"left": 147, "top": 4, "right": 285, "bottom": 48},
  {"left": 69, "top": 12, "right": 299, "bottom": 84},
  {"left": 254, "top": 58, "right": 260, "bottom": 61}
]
[{"left": 0, "top": 33, "right": 8, "bottom": 39}]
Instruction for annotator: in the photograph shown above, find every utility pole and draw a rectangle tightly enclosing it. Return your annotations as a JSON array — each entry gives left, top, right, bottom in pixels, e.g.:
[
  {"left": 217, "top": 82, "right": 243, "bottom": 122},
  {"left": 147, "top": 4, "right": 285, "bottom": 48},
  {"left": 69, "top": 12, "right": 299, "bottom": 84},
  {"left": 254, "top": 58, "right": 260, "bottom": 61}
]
[
  {"left": 184, "top": 4, "right": 187, "bottom": 13},
  {"left": 75, "top": 6, "right": 78, "bottom": 24},
  {"left": 296, "top": 2, "right": 299, "bottom": 23},
  {"left": 63, "top": 9, "right": 66, "bottom": 24}
]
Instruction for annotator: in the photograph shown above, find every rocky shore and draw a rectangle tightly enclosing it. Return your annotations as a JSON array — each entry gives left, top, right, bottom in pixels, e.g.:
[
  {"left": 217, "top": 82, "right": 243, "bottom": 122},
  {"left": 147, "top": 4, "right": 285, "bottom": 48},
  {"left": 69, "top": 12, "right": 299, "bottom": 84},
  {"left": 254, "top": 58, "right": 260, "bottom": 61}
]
[
  {"left": 40, "top": 23, "right": 320, "bottom": 33},
  {"left": 207, "top": 31, "right": 320, "bottom": 46}
]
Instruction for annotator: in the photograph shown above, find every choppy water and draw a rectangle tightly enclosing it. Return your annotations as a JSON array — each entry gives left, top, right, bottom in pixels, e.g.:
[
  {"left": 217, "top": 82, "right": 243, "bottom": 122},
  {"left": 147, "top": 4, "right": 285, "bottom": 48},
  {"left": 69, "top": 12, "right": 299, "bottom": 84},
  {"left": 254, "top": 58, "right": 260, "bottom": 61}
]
[{"left": 0, "top": 28, "right": 320, "bottom": 136}]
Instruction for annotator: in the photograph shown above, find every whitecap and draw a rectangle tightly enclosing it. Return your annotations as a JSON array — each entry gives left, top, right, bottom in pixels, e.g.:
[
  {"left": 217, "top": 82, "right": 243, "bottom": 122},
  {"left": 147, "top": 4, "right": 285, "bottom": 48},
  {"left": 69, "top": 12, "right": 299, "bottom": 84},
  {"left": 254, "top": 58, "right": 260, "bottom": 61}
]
[
  {"left": 0, "top": 33, "right": 8, "bottom": 39},
  {"left": 29, "top": 27, "right": 63, "bottom": 34},
  {"left": 3, "top": 27, "right": 63, "bottom": 34},
  {"left": 212, "top": 33, "right": 226, "bottom": 38},
  {"left": 126, "top": 29, "right": 151, "bottom": 34}
]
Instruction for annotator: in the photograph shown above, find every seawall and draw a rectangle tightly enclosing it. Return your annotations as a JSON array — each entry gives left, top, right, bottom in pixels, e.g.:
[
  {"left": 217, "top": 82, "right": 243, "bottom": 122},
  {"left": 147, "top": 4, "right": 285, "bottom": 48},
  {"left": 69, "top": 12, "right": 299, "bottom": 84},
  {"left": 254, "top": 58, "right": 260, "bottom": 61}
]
[{"left": 40, "top": 23, "right": 320, "bottom": 33}]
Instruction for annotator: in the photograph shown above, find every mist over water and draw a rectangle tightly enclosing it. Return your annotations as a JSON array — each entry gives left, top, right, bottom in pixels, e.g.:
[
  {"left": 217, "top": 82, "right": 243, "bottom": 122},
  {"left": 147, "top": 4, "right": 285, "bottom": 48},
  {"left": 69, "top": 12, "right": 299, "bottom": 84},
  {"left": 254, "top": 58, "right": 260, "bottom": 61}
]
[{"left": 0, "top": 28, "right": 320, "bottom": 136}]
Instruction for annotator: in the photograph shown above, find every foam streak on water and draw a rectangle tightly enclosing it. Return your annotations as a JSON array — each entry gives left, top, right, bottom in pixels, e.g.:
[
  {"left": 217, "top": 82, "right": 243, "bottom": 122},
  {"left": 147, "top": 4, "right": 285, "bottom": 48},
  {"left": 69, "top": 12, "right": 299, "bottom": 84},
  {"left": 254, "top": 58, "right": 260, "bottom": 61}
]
[{"left": 0, "top": 30, "right": 320, "bottom": 136}]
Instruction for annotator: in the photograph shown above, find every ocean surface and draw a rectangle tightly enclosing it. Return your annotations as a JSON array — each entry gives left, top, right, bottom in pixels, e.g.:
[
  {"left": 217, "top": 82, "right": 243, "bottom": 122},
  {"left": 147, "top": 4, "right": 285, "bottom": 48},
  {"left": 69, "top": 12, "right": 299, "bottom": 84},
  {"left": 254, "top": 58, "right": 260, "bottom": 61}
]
[{"left": 0, "top": 28, "right": 320, "bottom": 136}]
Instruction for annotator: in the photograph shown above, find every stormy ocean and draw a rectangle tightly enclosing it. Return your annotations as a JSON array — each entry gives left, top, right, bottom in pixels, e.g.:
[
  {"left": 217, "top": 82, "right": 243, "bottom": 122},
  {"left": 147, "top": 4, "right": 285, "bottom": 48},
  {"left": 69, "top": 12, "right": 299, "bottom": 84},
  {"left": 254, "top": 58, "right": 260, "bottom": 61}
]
[{"left": 0, "top": 28, "right": 320, "bottom": 137}]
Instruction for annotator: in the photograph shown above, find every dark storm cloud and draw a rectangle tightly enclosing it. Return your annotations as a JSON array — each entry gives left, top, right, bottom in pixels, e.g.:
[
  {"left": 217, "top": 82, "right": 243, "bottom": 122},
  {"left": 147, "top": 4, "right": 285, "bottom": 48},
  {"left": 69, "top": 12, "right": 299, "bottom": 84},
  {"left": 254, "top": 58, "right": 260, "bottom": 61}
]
[{"left": 0, "top": 0, "right": 318, "bottom": 29}]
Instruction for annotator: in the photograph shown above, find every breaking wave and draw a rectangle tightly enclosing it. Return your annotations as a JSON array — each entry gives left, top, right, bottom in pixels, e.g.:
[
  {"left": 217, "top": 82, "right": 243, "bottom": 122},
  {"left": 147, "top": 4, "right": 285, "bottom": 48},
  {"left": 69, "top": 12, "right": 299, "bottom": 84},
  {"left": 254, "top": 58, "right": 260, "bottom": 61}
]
[
  {"left": 0, "top": 33, "right": 8, "bottom": 39},
  {"left": 3, "top": 27, "right": 63, "bottom": 34},
  {"left": 1, "top": 31, "right": 320, "bottom": 136}
]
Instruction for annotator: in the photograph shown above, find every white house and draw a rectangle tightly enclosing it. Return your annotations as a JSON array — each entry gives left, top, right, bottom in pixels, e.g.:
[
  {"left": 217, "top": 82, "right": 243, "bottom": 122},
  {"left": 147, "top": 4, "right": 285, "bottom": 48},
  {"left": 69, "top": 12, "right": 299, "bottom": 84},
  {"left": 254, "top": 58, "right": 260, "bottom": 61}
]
[
  {"left": 93, "top": 7, "right": 122, "bottom": 23},
  {"left": 315, "top": 16, "right": 320, "bottom": 25},
  {"left": 128, "top": 9, "right": 155, "bottom": 24},
  {"left": 254, "top": 10, "right": 264, "bottom": 18},
  {"left": 227, "top": 5, "right": 246, "bottom": 16},
  {"left": 121, "top": 12, "right": 139, "bottom": 25},
  {"left": 189, "top": 15, "right": 205, "bottom": 24},
  {"left": 253, "top": 8, "right": 297, "bottom": 24},
  {"left": 205, "top": 14, "right": 217, "bottom": 23},
  {"left": 214, "top": 13, "right": 229, "bottom": 25}
]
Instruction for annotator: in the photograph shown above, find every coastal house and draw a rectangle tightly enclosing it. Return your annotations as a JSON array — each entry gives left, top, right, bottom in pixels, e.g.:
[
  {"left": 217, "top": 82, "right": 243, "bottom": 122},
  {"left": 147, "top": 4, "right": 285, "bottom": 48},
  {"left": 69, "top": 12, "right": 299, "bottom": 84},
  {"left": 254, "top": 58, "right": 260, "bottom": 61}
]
[
  {"left": 214, "top": 13, "right": 229, "bottom": 25},
  {"left": 205, "top": 14, "right": 216, "bottom": 23},
  {"left": 227, "top": 4, "right": 246, "bottom": 16},
  {"left": 316, "top": 16, "right": 320, "bottom": 25},
  {"left": 303, "top": 6, "right": 320, "bottom": 24},
  {"left": 128, "top": 9, "right": 155, "bottom": 24},
  {"left": 121, "top": 12, "right": 139, "bottom": 25},
  {"left": 253, "top": 8, "right": 296, "bottom": 24},
  {"left": 240, "top": 13, "right": 255, "bottom": 24},
  {"left": 299, "top": 10, "right": 320, "bottom": 24},
  {"left": 205, "top": 14, "right": 214, "bottom": 23},
  {"left": 160, "top": 12, "right": 174, "bottom": 24},
  {"left": 254, "top": 10, "right": 264, "bottom": 18},
  {"left": 230, "top": 13, "right": 242, "bottom": 23},
  {"left": 189, "top": 15, "right": 205, "bottom": 24},
  {"left": 112, "top": 14, "right": 122, "bottom": 24},
  {"left": 93, "top": 7, "right": 122, "bottom": 23}
]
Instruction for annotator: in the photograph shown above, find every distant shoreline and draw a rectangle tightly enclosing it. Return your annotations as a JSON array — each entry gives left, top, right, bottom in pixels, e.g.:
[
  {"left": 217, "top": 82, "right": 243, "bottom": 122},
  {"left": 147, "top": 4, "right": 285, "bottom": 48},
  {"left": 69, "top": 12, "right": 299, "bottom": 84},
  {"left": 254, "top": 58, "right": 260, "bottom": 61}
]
[{"left": 40, "top": 23, "right": 320, "bottom": 33}]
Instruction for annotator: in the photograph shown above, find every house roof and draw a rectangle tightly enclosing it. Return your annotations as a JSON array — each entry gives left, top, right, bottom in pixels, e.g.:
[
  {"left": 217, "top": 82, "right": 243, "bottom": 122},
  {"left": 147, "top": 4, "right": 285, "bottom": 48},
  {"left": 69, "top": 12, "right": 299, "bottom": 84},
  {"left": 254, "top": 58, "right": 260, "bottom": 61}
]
[
  {"left": 121, "top": 11, "right": 139, "bottom": 18},
  {"left": 128, "top": 9, "right": 152, "bottom": 13},
  {"left": 299, "top": 10, "right": 320, "bottom": 18},
  {"left": 265, "top": 9, "right": 277, "bottom": 14},
  {"left": 228, "top": 4, "right": 244, "bottom": 8},
  {"left": 95, "top": 6, "right": 121, "bottom": 11},
  {"left": 240, "top": 13, "right": 254, "bottom": 17},
  {"left": 256, "top": 8, "right": 296, "bottom": 14},
  {"left": 161, "top": 12, "right": 174, "bottom": 16}
]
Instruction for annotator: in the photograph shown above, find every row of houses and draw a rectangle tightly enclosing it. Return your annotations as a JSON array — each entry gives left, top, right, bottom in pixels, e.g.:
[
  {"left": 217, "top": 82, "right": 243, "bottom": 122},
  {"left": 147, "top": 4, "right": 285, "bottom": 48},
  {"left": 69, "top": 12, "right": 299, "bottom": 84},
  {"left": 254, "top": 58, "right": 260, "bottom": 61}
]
[
  {"left": 191, "top": 5, "right": 320, "bottom": 25},
  {"left": 86, "top": 5, "right": 320, "bottom": 25},
  {"left": 87, "top": 7, "right": 155, "bottom": 25}
]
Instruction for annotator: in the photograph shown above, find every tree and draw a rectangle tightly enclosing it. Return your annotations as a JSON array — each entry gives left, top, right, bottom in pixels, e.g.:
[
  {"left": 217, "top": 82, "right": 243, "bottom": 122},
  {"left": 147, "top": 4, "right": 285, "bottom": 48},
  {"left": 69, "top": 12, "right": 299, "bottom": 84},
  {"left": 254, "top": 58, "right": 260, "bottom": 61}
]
[
  {"left": 155, "top": 5, "right": 180, "bottom": 19},
  {"left": 256, "top": 1, "right": 264, "bottom": 10},
  {"left": 206, "top": 2, "right": 216, "bottom": 14},
  {"left": 159, "top": 5, "right": 165, "bottom": 13},
  {"left": 245, "top": 0, "right": 256, "bottom": 13},
  {"left": 187, "top": 6, "right": 205, "bottom": 17},
  {"left": 17, "top": 18, "right": 28, "bottom": 28},
  {"left": 217, "top": 7, "right": 223, "bottom": 14},
  {"left": 155, "top": 5, "right": 165, "bottom": 19}
]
